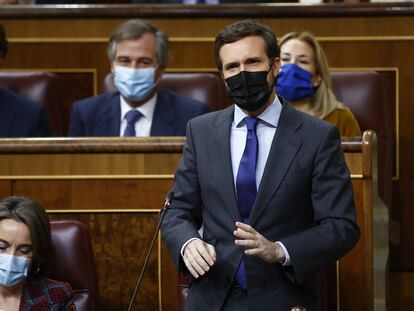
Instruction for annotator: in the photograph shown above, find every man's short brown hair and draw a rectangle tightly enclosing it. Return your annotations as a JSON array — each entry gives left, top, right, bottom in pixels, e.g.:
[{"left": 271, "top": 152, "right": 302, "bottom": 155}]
[{"left": 214, "top": 20, "right": 280, "bottom": 71}]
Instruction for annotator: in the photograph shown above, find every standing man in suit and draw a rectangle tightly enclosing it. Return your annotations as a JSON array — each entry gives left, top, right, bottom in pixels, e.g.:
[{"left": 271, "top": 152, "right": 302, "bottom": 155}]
[
  {"left": 68, "top": 19, "right": 209, "bottom": 137},
  {"left": 0, "top": 24, "right": 51, "bottom": 137},
  {"left": 161, "top": 20, "right": 360, "bottom": 310}
]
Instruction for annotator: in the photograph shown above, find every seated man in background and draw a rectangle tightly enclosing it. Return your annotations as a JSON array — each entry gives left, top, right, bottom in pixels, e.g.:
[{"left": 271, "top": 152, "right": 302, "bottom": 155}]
[
  {"left": 68, "top": 19, "right": 210, "bottom": 137},
  {"left": 0, "top": 24, "right": 52, "bottom": 137}
]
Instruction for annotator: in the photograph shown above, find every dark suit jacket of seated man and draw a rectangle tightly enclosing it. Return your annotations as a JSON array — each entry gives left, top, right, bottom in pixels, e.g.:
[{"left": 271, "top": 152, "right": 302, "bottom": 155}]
[
  {"left": 0, "top": 87, "right": 52, "bottom": 137},
  {"left": 68, "top": 89, "right": 209, "bottom": 136}
]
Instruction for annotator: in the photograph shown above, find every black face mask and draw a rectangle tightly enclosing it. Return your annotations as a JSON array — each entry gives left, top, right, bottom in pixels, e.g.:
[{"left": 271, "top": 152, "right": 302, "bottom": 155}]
[{"left": 225, "top": 70, "right": 273, "bottom": 112}]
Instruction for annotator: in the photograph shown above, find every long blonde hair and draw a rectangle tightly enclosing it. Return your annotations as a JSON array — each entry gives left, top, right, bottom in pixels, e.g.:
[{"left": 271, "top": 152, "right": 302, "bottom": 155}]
[{"left": 279, "top": 31, "right": 343, "bottom": 118}]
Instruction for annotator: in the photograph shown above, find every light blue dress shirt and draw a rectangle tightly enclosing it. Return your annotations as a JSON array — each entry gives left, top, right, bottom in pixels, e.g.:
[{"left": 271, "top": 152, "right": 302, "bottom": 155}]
[
  {"left": 230, "top": 96, "right": 290, "bottom": 265},
  {"left": 182, "top": 95, "right": 291, "bottom": 265}
]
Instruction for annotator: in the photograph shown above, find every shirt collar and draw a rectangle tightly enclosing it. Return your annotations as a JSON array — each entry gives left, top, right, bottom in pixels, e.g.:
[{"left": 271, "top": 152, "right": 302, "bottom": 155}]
[
  {"left": 120, "top": 93, "right": 157, "bottom": 122},
  {"left": 234, "top": 94, "right": 282, "bottom": 128}
]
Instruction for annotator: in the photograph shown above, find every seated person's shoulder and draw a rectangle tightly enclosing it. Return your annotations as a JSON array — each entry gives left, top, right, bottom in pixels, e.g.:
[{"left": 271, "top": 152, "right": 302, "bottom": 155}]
[
  {"left": 159, "top": 89, "right": 210, "bottom": 114},
  {"left": 25, "top": 275, "right": 75, "bottom": 304},
  {"left": 324, "top": 106, "right": 361, "bottom": 137},
  {"left": 73, "top": 91, "right": 119, "bottom": 109},
  {"left": 0, "top": 87, "right": 45, "bottom": 112}
]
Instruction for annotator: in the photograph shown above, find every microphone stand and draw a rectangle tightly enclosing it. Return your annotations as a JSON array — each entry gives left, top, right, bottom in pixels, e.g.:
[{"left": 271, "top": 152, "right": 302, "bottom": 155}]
[{"left": 127, "top": 191, "right": 174, "bottom": 311}]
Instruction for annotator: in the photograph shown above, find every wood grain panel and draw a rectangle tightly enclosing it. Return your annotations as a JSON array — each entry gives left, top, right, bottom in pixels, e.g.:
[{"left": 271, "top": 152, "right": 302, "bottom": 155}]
[
  {"left": 339, "top": 179, "right": 366, "bottom": 310},
  {"left": 0, "top": 153, "right": 181, "bottom": 176},
  {"left": 13, "top": 179, "right": 173, "bottom": 211},
  {"left": 389, "top": 271, "right": 414, "bottom": 309},
  {"left": 48, "top": 212, "right": 161, "bottom": 311},
  {"left": 0, "top": 182, "right": 11, "bottom": 199},
  {"left": 344, "top": 153, "right": 362, "bottom": 176},
  {"left": 2, "top": 15, "right": 414, "bottom": 37}
]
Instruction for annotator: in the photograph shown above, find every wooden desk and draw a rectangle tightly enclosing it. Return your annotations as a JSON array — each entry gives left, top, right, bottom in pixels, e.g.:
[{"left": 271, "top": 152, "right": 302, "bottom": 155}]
[{"left": 0, "top": 133, "right": 387, "bottom": 310}]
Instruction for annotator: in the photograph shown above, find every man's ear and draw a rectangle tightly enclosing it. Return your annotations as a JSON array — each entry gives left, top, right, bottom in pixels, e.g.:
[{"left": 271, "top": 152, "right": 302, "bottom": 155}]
[
  {"left": 272, "top": 57, "right": 281, "bottom": 78},
  {"left": 219, "top": 70, "right": 228, "bottom": 87}
]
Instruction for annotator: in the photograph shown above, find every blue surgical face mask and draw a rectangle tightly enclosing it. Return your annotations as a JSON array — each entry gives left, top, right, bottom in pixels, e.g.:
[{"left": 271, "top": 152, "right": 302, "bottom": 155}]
[
  {"left": 275, "top": 63, "right": 316, "bottom": 102},
  {"left": 0, "top": 253, "right": 30, "bottom": 287},
  {"left": 114, "top": 66, "right": 156, "bottom": 101}
]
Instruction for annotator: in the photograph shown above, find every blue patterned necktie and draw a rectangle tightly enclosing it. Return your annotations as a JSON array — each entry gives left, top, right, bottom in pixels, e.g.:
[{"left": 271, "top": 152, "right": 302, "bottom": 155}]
[
  {"left": 235, "top": 116, "right": 259, "bottom": 289},
  {"left": 123, "top": 109, "right": 143, "bottom": 137}
]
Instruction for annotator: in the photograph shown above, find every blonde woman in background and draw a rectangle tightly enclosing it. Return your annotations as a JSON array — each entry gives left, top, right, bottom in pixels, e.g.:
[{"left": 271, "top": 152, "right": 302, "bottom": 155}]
[{"left": 276, "top": 31, "right": 361, "bottom": 137}]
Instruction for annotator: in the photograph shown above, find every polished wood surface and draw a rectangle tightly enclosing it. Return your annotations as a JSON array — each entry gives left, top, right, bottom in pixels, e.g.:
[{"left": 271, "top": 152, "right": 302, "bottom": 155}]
[{"left": 0, "top": 135, "right": 386, "bottom": 310}]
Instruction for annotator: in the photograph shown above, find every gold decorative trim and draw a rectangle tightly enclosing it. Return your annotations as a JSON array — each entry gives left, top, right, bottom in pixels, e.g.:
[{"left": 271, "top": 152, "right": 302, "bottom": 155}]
[
  {"left": 336, "top": 260, "right": 340, "bottom": 311},
  {"left": 317, "top": 36, "right": 414, "bottom": 42},
  {"left": 2, "top": 68, "right": 98, "bottom": 100},
  {"left": 47, "top": 209, "right": 160, "bottom": 213},
  {"left": 0, "top": 174, "right": 175, "bottom": 180},
  {"left": 9, "top": 38, "right": 108, "bottom": 43},
  {"left": 8, "top": 36, "right": 414, "bottom": 44},
  {"left": 167, "top": 68, "right": 217, "bottom": 73},
  {"left": 395, "top": 67, "right": 400, "bottom": 181},
  {"left": 2, "top": 174, "right": 360, "bottom": 180}
]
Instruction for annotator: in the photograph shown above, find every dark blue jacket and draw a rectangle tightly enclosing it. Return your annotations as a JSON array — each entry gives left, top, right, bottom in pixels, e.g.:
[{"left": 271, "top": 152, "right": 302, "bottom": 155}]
[
  {"left": 0, "top": 87, "right": 52, "bottom": 137},
  {"left": 68, "top": 90, "right": 210, "bottom": 136}
]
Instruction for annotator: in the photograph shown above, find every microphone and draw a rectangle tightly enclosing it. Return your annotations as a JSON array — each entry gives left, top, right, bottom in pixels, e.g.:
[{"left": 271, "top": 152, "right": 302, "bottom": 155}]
[{"left": 127, "top": 190, "right": 174, "bottom": 311}]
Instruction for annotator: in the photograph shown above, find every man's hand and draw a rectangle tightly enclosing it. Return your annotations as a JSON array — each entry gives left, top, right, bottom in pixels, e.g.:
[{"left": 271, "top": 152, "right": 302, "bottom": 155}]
[
  {"left": 234, "top": 221, "right": 286, "bottom": 263},
  {"left": 183, "top": 239, "right": 217, "bottom": 278}
]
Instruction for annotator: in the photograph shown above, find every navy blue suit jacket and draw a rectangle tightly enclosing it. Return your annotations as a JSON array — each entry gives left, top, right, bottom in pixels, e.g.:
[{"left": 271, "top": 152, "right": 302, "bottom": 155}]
[
  {"left": 68, "top": 90, "right": 210, "bottom": 136},
  {"left": 0, "top": 88, "right": 52, "bottom": 138},
  {"left": 162, "top": 97, "right": 360, "bottom": 310}
]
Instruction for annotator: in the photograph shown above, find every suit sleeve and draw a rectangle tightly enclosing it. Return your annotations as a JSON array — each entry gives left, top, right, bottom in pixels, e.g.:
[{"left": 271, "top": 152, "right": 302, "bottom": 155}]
[
  {"left": 280, "top": 125, "right": 360, "bottom": 283},
  {"left": 31, "top": 105, "right": 52, "bottom": 137},
  {"left": 161, "top": 120, "right": 203, "bottom": 270},
  {"left": 68, "top": 102, "right": 84, "bottom": 137}
]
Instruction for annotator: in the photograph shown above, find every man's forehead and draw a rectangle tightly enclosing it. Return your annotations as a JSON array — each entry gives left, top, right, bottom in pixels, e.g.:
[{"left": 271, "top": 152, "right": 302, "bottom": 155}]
[
  {"left": 115, "top": 35, "right": 157, "bottom": 57},
  {"left": 220, "top": 38, "right": 267, "bottom": 64}
]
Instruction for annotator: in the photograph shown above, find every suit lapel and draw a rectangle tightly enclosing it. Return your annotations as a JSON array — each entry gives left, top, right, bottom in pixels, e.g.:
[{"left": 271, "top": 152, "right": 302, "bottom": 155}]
[
  {"left": 249, "top": 102, "right": 303, "bottom": 227},
  {"left": 213, "top": 106, "right": 241, "bottom": 222},
  {"left": 151, "top": 91, "right": 175, "bottom": 136},
  {"left": 96, "top": 93, "right": 121, "bottom": 136}
]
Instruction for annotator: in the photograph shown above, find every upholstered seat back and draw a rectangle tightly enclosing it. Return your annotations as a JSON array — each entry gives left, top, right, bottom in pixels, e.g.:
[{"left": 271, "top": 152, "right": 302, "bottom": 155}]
[
  {"left": 0, "top": 71, "right": 62, "bottom": 136},
  {"left": 102, "top": 72, "right": 229, "bottom": 111},
  {"left": 331, "top": 71, "right": 393, "bottom": 208},
  {"left": 46, "top": 220, "right": 100, "bottom": 311}
]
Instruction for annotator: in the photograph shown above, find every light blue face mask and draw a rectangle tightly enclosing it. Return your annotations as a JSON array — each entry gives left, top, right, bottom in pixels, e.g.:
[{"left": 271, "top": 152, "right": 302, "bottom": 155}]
[
  {"left": 114, "top": 66, "right": 156, "bottom": 101},
  {"left": 0, "top": 253, "right": 30, "bottom": 287}
]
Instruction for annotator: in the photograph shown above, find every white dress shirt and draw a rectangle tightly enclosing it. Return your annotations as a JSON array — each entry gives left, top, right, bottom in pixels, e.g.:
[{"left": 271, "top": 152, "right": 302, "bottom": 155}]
[{"left": 119, "top": 94, "right": 157, "bottom": 137}]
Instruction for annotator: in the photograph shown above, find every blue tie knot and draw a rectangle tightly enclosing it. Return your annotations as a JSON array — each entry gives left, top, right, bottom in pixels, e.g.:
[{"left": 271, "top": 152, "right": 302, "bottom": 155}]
[
  {"left": 245, "top": 116, "right": 259, "bottom": 131},
  {"left": 125, "top": 109, "right": 142, "bottom": 124}
]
